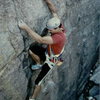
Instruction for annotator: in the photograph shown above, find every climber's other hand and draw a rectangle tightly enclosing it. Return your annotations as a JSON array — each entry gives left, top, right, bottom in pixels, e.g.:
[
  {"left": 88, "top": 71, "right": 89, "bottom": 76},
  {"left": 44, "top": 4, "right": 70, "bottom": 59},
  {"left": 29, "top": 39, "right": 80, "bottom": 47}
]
[{"left": 18, "top": 20, "right": 28, "bottom": 30}]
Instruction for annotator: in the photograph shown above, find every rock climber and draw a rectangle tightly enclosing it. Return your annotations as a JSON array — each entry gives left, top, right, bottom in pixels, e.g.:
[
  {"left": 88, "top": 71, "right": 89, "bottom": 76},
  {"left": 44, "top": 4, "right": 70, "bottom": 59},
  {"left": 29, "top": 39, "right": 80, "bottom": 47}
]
[{"left": 18, "top": 0, "right": 66, "bottom": 100}]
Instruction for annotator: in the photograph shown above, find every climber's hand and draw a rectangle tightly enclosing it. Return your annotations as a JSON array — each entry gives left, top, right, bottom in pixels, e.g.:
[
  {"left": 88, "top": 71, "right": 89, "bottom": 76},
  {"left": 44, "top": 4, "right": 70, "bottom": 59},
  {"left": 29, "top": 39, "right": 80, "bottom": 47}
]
[{"left": 18, "top": 20, "right": 28, "bottom": 30}]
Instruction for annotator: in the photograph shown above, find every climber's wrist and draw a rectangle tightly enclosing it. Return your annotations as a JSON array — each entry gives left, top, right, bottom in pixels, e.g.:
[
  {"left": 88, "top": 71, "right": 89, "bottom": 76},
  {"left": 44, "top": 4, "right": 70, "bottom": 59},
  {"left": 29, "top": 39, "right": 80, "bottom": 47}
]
[
  {"left": 44, "top": 0, "right": 50, "bottom": 3},
  {"left": 44, "top": 0, "right": 57, "bottom": 15}
]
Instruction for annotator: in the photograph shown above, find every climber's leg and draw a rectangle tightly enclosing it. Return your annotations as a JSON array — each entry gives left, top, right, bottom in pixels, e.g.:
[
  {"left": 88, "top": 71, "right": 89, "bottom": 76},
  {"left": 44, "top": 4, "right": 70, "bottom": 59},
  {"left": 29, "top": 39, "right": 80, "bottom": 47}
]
[
  {"left": 29, "top": 50, "right": 41, "bottom": 64},
  {"left": 31, "top": 85, "right": 41, "bottom": 99},
  {"left": 31, "top": 63, "right": 50, "bottom": 99},
  {"left": 29, "top": 50, "right": 44, "bottom": 70},
  {"left": 35, "top": 63, "right": 50, "bottom": 85}
]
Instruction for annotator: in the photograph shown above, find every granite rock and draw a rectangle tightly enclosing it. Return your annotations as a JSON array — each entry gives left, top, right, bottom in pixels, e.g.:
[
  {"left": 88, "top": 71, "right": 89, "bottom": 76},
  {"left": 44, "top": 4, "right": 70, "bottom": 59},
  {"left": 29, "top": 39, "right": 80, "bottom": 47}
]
[{"left": 0, "top": 0, "right": 100, "bottom": 100}]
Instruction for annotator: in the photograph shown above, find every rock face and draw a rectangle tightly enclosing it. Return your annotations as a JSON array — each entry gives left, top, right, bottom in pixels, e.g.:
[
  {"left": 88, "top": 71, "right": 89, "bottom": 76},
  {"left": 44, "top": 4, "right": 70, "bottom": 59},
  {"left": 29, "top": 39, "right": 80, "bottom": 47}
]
[{"left": 0, "top": 0, "right": 100, "bottom": 100}]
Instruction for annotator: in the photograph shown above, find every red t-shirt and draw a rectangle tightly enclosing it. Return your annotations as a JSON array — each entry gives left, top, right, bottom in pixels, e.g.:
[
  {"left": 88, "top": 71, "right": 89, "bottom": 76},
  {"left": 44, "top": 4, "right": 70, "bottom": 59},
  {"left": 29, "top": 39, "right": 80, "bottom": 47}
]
[{"left": 48, "top": 25, "right": 66, "bottom": 55}]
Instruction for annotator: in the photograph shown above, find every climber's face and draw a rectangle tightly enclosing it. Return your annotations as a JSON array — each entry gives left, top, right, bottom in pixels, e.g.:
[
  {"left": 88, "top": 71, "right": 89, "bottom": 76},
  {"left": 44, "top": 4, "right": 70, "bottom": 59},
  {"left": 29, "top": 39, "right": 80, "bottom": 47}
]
[{"left": 48, "top": 27, "right": 61, "bottom": 34}]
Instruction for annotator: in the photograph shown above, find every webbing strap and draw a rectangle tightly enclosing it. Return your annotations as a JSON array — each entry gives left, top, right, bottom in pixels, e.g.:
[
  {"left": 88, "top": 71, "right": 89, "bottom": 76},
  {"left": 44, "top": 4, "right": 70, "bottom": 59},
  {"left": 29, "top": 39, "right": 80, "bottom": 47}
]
[
  {"left": 45, "top": 60, "right": 55, "bottom": 69},
  {"left": 44, "top": 53, "right": 55, "bottom": 69}
]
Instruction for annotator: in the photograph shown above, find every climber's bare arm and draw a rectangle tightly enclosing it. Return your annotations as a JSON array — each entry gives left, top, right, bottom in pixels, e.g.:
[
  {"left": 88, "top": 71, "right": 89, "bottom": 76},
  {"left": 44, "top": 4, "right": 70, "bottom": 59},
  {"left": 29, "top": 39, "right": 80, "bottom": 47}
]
[
  {"left": 44, "top": 0, "right": 59, "bottom": 18},
  {"left": 18, "top": 20, "right": 53, "bottom": 44}
]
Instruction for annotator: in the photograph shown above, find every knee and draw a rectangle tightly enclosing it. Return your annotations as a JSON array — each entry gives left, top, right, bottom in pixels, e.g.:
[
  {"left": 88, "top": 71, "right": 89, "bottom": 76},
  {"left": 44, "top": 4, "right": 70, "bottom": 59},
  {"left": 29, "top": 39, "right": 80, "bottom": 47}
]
[{"left": 29, "top": 49, "right": 33, "bottom": 55}]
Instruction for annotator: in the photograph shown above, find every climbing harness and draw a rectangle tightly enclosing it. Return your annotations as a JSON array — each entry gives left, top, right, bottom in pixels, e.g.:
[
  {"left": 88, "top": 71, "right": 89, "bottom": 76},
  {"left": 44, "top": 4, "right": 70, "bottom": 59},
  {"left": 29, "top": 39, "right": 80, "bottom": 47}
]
[{"left": 44, "top": 45, "right": 64, "bottom": 68}]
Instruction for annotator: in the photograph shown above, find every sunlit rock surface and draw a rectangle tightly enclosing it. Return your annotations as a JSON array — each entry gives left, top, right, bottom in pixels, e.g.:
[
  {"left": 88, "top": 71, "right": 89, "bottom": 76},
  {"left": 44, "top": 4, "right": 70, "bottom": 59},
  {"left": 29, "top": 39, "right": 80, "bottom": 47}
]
[{"left": 0, "top": 0, "right": 100, "bottom": 100}]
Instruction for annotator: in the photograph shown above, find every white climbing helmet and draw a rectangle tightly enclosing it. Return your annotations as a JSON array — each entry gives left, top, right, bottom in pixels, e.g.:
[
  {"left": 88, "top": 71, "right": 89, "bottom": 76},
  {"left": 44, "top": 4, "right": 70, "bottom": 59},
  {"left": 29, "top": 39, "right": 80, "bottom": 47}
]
[{"left": 46, "top": 17, "right": 60, "bottom": 29}]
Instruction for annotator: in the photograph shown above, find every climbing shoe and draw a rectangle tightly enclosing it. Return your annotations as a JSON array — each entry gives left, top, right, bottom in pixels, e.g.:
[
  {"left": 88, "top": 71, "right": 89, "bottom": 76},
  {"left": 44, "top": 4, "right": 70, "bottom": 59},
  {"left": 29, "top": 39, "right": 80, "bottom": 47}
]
[
  {"left": 29, "top": 99, "right": 35, "bottom": 100},
  {"left": 87, "top": 96, "right": 96, "bottom": 100},
  {"left": 31, "top": 64, "right": 42, "bottom": 70}
]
